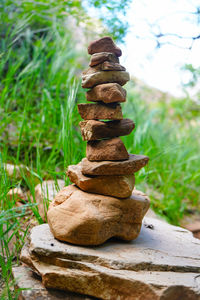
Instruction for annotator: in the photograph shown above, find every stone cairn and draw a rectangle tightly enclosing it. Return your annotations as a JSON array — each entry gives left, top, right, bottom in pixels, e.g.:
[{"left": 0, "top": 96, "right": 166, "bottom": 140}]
[{"left": 47, "top": 37, "right": 150, "bottom": 246}]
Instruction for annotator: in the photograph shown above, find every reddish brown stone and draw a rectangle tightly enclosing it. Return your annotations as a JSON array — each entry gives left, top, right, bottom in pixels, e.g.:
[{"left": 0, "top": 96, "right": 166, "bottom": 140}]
[
  {"left": 82, "top": 71, "right": 130, "bottom": 89},
  {"left": 89, "top": 52, "right": 119, "bottom": 67},
  {"left": 86, "top": 83, "right": 126, "bottom": 103},
  {"left": 67, "top": 163, "right": 135, "bottom": 198},
  {"left": 86, "top": 138, "right": 128, "bottom": 161},
  {"left": 79, "top": 119, "right": 135, "bottom": 141},
  {"left": 88, "top": 36, "right": 122, "bottom": 57},
  {"left": 101, "top": 61, "right": 126, "bottom": 71},
  {"left": 78, "top": 103, "right": 123, "bottom": 120},
  {"left": 81, "top": 154, "right": 149, "bottom": 175},
  {"left": 83, "top": 63, "right": 125, "bottom": 74}
]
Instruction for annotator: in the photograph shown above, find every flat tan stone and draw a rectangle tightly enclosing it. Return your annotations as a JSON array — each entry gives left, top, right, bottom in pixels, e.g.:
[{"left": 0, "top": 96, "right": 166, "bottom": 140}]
[
  {"left": 86, "top": 137, "right": 129, "bottom": 161},
  {"left": 82, "top": 71, "right": 130, "bottom": 88},
  {"left": 77, "top": 103, "right": 123, "bottom": 120},
  {"left": 88, "top": 36, "right": 122, "bottom": 57},
  {"left": 67, "top": 163, "right": 135, "bottom": 198},
  {"left": 89, "top": 52, "right": 119, "bottom": 67},
  {"left": 86, "top": 83, "right": 126, "bottom": 103},
  {"left": 79, "top": 119, "right": 135, "bottom": 141},
  {"left": 12, "top": 265, "right": 92, "bottom": 300},
  {"left": 20, "top": 218, "right": 200, "bottom": 299},
  {"left": 82, "top": 154, "right": 149, "bottom": 175},
  {"left": 46, "top": 185, "right": 149, "bottom": 245}
]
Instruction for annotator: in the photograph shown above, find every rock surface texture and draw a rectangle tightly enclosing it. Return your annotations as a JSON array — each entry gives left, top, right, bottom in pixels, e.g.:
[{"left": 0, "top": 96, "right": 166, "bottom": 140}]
[
  {"left": 47, "top": 185, "right": 150, "bottom": 245},
  {"left": 86, "top": 83, "right": 126, "bottom": 103},
  {"left": 79, "top": 119, "right": 135, "bottom": 141},
  {"left": 67, "top": 163, "right": 135, "bottom": 198},
  {"left": 86, "top": 137, "right": 129, "bottom": 161},
  {"left": 78, "top": 103, "right": 123, "bottom": 120},
  {"left": 20, "top": 218, "right": 200, "bottom": 299}
]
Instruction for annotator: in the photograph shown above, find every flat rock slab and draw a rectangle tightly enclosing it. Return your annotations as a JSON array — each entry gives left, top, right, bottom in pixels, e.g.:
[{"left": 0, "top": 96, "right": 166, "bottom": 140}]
[
  {"left": 67, "top": 163, "right": 135, "bottom": 198},
  {"left": 86, "top": 83, "right": 126, "bottom": 104},
  {"left": 82, "top": 154, "right": 149, "bottom": 175},
  {"left": 89, "top": 52, "right": 119, "bottom": 67},
  {"left": 21, "top": 218, "right": 200, "bottom": 299},
  {"left": 79, "top": 119, "right": 135, "bottom": 141},
  {"left": 82, "top": 71, "right": 130, "bottom": 88},
  {"left": 78, "top": 103, "right": 123, "bottom": 120},
  {"left": 88, "top": 36, "right": 122, "bottom": 57},
  {"left": 86, "top": 138, "right": 129, "bottom": 161},
  {"left": 47, "top": 185, "right": 149, "bottom": 245},
  {"left": 12, "top": 265, "right": 94, "bottom": 299}
]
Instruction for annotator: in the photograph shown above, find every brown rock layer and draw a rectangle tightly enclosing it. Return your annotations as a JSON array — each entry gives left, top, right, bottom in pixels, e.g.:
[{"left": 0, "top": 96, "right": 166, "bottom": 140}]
[
  {"left": 79, "top": 119, "right": 135, "bottom": 141},
  {"left": 83, "top": 62, "right": 125, "bottom": 75},
  {"left": 86, "top": 137, "right": 128, "bottom": 161},
  {"left": 88, "top": 36, "right": 122, "bottom": 57},
  {"left": 82, "top": 71, "right": 130, "bottom": 88},
  {"left": 89, "top": 52, "right": 119, "bottom": 67},
  {"left": 86, "top": 83, "right": 126, "bottom": 103},
  {"left": 78, "top": 103, "right": 123, "bottom": 120},
  {"left": 47, "top": 185, "right": 149, "bottom": 245},
  {"left": 82, "top": 154, "right": 149, "bottom": 175},
  {"left": 67, "top": 163, "right": 135, "bottom": 198},
  {"left": 20, "top": 219, "right": 200, "bottom": 300}
]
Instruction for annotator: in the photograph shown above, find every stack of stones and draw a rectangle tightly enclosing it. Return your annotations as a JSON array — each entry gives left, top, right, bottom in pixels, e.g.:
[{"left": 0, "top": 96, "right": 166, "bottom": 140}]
[{"left": 47, "top": 37, "right": 150, "bottom": 246}]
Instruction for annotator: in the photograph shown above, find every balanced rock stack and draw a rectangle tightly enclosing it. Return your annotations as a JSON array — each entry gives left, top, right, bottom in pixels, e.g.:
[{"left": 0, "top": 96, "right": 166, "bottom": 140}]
[{"left": 47, "top": 37, "right": 150, "bottom": 246}]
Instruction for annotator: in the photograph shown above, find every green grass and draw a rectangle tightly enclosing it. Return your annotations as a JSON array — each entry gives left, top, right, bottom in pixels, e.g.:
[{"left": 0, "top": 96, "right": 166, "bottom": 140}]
[{"left": 1, "top": 2, "right": 200, "bottom": 299}]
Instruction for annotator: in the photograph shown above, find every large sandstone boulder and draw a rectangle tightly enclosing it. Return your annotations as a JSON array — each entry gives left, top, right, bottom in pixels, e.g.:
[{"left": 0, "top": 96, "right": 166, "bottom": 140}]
[
  {"left": 47, "top": 185, "right": 150, "bottom": 245},
  {"left": 67, "top": 163, "right": 135, "bottom": 198},
  {"left": 20, "top": 218, "right": 200, "bottom": 299}
]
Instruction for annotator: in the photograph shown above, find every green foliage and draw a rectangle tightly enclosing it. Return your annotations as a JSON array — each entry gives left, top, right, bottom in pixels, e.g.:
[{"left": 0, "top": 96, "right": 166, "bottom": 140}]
[
  {"left": 84, "top": 0, "right": 131, "bottom": 41},
  {"left": 123, "top": 82, "right": 200, "bottom": 224}
]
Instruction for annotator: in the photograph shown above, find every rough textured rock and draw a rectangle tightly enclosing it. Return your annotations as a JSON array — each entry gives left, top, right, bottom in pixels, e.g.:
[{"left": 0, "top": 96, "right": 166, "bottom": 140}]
[
  {"left": 12, "top": 266, "right": 93, "bottom": 300},
  {"left": 86, "top": 138, "right": 129, "bottom": 161},
  {"left": 35, "top": 180, "right": 65, "bottom": 221},
  {"left": 82, "top": 71, "right": 130, "bottom": 88},
  {"left": 88, "top": 36, "right": 122, "bottom": 57},
  {"left": 67, "top": 163, "right": 135, "bottom": 198},
  {"left": 79, "top": 119, "right": 135, "bottom": 141},
  {"left": 101, "top": 61, "right": 126, "bottom": 71},
  {"left": 82, "top": 154, "right": 149, "bottom": 175},
  {"left": 89, "top": 52, "right": 119, "bottom": 67},
  {"left": 46, "top": 185, "right": 149, "bottom": 245},
  {"left": 21, "top": 218, "right": 200, "bottom": 300},
  {"left": 86, "top": 83, "right": 126, "bottom": 103},
  {"left": 78, "top": 103, "right": 123, "bottom": 120}
]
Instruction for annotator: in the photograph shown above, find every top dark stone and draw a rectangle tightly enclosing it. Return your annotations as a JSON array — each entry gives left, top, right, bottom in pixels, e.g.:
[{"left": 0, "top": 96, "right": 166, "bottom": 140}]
[{"left": 88, "top": 36, "right": 122, "bottom": 57}]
